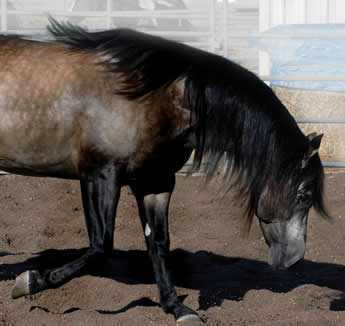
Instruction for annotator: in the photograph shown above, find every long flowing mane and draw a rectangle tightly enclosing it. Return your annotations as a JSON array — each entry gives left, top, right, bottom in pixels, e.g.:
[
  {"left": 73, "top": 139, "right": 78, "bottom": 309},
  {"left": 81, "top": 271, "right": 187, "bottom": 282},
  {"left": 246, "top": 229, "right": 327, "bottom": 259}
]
[{"left": 47, "top": 19, "right": 327, "bottom": 229}]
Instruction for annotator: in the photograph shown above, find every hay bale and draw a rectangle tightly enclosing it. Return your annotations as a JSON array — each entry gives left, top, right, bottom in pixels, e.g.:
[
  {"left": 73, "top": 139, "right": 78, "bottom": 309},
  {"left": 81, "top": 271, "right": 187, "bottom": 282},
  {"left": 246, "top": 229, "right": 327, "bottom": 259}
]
[{"left": 273, "top": 86, "right": 345, "bottom": 163}]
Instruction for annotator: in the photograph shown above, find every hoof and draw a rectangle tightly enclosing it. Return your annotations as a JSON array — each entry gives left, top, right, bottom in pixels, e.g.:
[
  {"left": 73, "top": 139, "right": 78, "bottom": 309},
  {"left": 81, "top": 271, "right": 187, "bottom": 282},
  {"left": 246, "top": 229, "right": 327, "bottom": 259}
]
[
  {"left": 12, "top": 270, "right": 46, "bottom": 299},
  {"left": 176, "top": 313, "right": 203, "bottom": 323}
]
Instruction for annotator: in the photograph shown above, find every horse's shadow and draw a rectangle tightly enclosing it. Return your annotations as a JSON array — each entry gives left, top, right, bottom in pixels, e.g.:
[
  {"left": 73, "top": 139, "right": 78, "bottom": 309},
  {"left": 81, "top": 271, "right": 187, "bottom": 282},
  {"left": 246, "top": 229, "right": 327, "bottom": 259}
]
[{"left": 1, "top": 248, "right": 345, "bottom": 314}]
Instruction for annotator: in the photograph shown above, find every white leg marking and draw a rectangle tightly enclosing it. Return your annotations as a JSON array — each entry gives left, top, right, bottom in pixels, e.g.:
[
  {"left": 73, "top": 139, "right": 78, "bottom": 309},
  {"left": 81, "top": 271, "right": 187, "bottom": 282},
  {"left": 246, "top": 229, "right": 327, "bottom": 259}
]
[
  {"left": 145, "top": 223, "right": 151, "bottom": 237},
  {"left": 177, "top": 314, "right": 202, "bottom": 323}
]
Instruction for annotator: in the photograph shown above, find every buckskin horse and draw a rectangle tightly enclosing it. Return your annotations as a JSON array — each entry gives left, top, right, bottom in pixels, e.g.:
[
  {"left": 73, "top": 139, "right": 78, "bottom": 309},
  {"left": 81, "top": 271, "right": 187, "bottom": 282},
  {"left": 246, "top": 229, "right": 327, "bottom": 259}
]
[{"left": 0, "top": 18, "right": 327, "bottom": 322}]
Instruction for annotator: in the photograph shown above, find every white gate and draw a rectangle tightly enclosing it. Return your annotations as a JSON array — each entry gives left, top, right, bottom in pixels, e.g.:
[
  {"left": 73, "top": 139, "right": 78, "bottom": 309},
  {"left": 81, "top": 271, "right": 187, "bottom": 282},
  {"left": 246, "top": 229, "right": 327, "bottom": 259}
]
[{"left": 0, "top": 0, "right": 218, "bottom": 52}]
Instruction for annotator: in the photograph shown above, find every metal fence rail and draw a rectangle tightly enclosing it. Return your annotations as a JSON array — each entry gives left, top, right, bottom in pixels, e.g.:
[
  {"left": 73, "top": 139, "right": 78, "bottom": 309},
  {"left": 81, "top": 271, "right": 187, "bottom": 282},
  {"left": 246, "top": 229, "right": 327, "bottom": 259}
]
[{"left": 0, "top": 0, "right": 217, "bottom": 51}]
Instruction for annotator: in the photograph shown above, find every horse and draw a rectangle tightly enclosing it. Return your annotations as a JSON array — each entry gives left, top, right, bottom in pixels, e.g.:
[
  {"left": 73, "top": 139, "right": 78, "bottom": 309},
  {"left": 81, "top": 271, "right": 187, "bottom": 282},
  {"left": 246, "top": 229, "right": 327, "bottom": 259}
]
[{"left": 0, "top": 18, "right": 328, "bottom": 323}]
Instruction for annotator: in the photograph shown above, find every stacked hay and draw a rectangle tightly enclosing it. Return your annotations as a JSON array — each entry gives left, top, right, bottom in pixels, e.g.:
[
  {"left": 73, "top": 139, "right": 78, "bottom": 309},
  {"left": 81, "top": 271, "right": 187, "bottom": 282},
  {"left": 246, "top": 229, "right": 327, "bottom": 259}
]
[{"left": 274, "top": 86, "right": 345, "bottom": 164}]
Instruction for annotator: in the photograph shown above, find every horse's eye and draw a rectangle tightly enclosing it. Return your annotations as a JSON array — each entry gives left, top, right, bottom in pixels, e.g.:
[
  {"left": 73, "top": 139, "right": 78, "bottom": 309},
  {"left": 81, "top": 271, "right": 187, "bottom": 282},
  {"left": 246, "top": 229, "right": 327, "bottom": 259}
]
[{"left": 297, "top": 190, "right": 312, "bottom": 203}]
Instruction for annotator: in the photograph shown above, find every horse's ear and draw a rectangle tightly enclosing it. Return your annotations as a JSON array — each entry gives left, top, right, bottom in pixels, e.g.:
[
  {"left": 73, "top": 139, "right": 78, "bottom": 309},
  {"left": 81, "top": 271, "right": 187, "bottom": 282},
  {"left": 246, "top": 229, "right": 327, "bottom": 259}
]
[
  {"left": 308, "top": 133, "right": 323, "bottom": 154},
  {"left": 307, "top": 132, "right": 317, "bottom": 141},
  {"left": 302, "top": 133, "right": 323, "bottom": 168}
]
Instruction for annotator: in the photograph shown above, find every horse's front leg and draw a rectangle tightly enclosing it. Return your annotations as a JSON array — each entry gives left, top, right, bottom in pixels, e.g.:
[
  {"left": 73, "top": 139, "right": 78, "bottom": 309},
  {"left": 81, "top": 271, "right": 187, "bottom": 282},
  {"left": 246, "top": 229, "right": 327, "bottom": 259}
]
[
  {"left": 12, "top": 164, "right": 121, "bottom": 298},
  {"left": 131, "top": 175, "right": 201, "bottom": 323}
]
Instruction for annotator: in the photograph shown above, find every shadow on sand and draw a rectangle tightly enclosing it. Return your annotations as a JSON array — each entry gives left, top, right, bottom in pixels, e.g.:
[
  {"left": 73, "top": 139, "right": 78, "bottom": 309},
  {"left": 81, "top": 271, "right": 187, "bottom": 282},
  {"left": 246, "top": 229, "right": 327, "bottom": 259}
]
[{"left": 1, "top": 248, "right": 345, "bottom": 314}]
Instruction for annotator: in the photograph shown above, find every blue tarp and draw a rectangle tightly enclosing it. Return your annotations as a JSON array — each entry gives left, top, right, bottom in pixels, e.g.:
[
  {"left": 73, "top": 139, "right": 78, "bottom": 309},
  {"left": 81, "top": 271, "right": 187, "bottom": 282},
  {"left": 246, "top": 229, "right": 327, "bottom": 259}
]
[{"left": 250, "top": 24, "right": 345, "bottom": 92}]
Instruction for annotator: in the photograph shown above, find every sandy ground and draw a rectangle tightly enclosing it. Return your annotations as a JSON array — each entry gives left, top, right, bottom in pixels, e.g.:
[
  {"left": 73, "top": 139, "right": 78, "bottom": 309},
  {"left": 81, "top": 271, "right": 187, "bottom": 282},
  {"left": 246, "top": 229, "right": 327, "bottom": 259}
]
[{"left": 0, "top": 172, "right": 344, "bottom": 326}]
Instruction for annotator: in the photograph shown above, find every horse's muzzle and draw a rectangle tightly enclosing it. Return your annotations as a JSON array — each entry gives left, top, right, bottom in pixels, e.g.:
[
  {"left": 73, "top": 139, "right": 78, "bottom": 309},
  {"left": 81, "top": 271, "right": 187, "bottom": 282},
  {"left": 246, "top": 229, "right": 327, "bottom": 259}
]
[
  {"left": 267, "top": 240, "right": 305, "bottom": 270},
  {"left": 259, "top": 214, "right": 308, "bottom": 270}
]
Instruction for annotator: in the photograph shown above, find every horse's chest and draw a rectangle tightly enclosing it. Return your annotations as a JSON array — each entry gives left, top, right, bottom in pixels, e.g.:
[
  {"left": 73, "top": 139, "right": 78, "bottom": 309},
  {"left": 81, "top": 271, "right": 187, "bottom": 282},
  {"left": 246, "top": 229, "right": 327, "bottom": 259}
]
[{"left": 126, "top": 103, "right": 190, "bottom": 172}]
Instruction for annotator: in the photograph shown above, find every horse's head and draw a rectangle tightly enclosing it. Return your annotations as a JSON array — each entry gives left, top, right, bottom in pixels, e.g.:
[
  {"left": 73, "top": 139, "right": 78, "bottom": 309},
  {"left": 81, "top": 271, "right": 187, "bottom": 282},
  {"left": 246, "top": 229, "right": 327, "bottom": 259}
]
[{"left": 256, "top": 133, "right": 327, "bottom": 270}]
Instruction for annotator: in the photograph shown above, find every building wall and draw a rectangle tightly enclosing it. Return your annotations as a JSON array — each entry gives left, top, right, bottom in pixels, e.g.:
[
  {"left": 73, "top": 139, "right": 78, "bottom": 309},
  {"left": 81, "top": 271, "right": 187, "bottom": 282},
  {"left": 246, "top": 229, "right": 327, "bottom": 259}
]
[{"left": 260, "top": 0, "right": 345, "bottom": 30}]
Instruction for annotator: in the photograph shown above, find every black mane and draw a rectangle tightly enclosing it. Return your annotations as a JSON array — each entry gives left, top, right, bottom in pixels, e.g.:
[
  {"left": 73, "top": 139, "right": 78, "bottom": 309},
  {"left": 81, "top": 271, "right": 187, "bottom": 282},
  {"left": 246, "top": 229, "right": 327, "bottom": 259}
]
[
  {"left": 47, "top": 19, "right": 327, "bottom": 229},
  {"left": 47, "top": 18, "right": 197, "bottom": 99}
]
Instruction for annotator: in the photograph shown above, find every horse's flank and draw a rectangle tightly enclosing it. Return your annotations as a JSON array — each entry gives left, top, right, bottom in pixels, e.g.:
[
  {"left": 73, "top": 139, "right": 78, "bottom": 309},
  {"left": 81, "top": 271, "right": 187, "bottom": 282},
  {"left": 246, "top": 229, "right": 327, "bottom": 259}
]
[{"left": 0, "top": 38, "right": 190, "bottom": 179}]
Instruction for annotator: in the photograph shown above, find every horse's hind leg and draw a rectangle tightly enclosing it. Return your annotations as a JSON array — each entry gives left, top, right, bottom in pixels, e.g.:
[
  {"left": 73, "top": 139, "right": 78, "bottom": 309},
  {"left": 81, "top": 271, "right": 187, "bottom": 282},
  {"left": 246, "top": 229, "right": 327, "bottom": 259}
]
[
  {"left": 131, "top": 174, "right": 201, "bottom": 323},
  {"left": 12, "top": 164, "right": 121, "bottom": 298}
]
